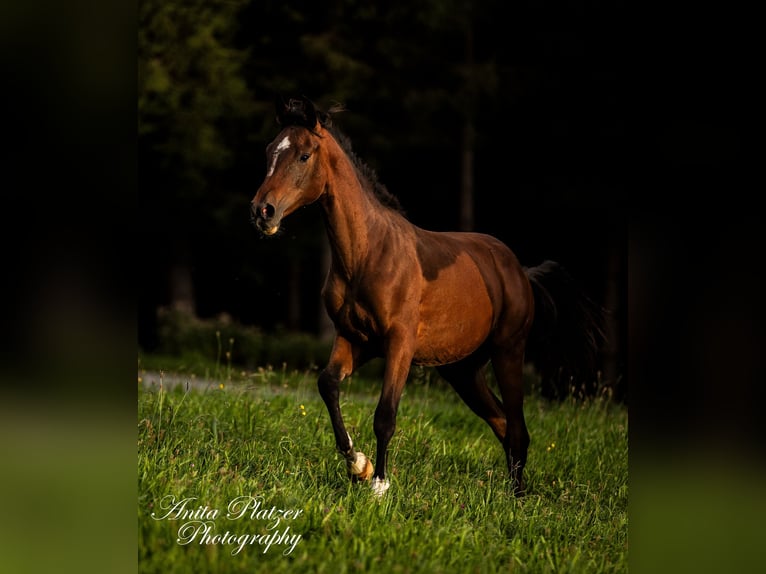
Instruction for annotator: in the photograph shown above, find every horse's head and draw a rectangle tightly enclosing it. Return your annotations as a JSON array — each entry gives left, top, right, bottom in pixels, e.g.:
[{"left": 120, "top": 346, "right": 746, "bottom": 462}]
[{"left": 251, "top": 96, "right": 329, "bottom": 236}]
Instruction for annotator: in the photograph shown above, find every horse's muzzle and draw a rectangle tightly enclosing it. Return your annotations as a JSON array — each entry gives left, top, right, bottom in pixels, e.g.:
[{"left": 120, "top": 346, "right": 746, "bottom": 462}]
[{"left": 250, "top": 201, "right": 280, "bottom": 236}]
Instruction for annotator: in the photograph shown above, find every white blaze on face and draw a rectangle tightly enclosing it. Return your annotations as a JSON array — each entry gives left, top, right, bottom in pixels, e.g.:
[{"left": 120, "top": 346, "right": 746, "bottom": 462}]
[{"left": 266, "top": 135, "right": 291, "bottom": 177}]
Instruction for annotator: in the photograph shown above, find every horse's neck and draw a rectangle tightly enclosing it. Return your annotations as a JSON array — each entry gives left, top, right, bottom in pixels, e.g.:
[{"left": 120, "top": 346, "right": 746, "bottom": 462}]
[{"left": 320, "top": 146, "right": 386, "bottom": 278}]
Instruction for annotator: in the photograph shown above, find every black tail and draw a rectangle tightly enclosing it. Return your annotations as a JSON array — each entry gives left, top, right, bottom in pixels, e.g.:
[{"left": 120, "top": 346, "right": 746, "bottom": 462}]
[{"left": 524, "top": 260, "right": 607, "bottom": 400}]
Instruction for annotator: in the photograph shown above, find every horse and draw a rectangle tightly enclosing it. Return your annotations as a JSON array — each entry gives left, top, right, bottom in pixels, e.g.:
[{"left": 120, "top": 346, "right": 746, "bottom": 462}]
[{"left": 250, "top": 96, "right": 604, "bottom": 496}]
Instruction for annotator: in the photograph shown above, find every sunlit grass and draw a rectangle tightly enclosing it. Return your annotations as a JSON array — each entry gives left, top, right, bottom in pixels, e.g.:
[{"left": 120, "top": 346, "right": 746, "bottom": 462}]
[{"left": 138, "top": 365, "right": 627, "bottom": 573}]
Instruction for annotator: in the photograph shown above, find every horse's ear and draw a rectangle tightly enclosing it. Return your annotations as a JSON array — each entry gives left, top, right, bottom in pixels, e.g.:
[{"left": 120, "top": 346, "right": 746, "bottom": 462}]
[
  {"left": 275, "top": 95, "right": 319, "bottom": 129},
  {"left": 300, "top": 95, "right": 318, "bottom": 128}
]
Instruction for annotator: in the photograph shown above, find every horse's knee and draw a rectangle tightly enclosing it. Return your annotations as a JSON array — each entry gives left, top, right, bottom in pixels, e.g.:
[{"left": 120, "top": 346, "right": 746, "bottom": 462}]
[{"left": 317, "top": 369, "right": 340, "bottom": 401}]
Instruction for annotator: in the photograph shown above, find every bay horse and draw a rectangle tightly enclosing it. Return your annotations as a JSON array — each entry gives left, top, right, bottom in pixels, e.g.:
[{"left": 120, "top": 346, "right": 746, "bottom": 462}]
[{"left": 251, "top": 96, "right": 604, "bottom": 496}]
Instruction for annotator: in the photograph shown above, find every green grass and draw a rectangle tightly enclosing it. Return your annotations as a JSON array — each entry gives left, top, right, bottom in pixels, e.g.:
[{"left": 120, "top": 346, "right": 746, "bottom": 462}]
[{"left": 138, "top": 365, "right": 627, "bottom": 573}]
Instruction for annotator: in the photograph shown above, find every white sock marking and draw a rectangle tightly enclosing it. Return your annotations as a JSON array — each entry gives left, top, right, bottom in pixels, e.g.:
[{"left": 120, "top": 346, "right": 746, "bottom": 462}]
[{"left": 371, "top": 477, "right": 390, "bottom": 497}]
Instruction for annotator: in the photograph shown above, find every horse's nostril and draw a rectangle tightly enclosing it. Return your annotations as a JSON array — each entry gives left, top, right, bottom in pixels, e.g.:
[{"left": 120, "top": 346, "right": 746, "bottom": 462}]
[
  {"left": 250, "top": 201, "right": 275, "bottom": 220},
  {"left": 261, "top": 204, "right": 275, "bottom": 219}
]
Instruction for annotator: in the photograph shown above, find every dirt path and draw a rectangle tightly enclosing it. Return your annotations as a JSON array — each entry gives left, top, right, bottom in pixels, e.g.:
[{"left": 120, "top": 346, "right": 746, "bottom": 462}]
[{"left": 138, "top": 370, "right": 228, "bottom": 393}]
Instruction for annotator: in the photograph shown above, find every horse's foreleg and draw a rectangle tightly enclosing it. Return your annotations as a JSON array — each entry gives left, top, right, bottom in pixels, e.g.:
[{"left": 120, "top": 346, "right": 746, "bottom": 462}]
[
  {"left": 317, "top": 338, "right": 374, "bottom": 482},
  {"left": 371, "top": 337, "right": 414, "bottom": 496},
  {"left": 317, "top": 369, "right": 374, "bottom": 481}
]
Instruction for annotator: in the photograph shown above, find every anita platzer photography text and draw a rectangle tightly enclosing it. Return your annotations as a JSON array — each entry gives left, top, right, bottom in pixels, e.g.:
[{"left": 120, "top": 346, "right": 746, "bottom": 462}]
[{"left": 151, "top": 494, "right": 303, "bottom": 556}]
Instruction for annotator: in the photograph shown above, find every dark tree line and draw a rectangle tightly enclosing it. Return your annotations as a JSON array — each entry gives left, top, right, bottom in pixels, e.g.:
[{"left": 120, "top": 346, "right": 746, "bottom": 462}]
[{"left": 138, "top": 0, "right": 627, "bottom": 396}]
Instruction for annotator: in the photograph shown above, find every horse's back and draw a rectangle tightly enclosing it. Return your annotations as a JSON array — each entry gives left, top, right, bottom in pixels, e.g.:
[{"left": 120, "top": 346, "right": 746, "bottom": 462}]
[{"left": 417, "top": 229, "right": 529, "bottom": 303}]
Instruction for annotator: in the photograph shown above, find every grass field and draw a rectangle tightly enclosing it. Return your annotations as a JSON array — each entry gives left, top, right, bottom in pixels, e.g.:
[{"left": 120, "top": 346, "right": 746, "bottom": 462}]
[{"left": 138, "top": 363, "right": 627, "bottom": 573}]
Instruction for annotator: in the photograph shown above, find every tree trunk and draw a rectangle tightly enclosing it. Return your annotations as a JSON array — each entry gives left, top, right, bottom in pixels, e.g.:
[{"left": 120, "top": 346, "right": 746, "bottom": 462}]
[
  {"left": 459, "top": 20, "right": 476, "bottom": 232},
  {"left": 287, "top": 257, "right": 301, "bottom": 330},
  {"left": 168, "top": 261, "right": 196, "bottom": 316},
  {"left": 602, "top": 235, "right": 623, "bottom": 398},
  {"left": 459, "top": 118, "right": 475, "bottom": 232}
]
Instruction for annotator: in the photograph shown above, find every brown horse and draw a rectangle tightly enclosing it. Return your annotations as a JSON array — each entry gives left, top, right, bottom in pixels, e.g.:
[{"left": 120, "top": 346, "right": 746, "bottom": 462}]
[{"left": 251, "top": 97, "right": 604, "bottom": 496}]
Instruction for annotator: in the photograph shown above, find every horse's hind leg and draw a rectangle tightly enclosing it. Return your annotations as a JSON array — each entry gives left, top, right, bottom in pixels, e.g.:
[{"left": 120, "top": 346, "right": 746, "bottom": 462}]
[
  {"left": 317, "top": 335, "right": 374, "bottom": 482},
  {"left": 490, "top": 345, "right": 530, "bottom": 495},
  {"left": 437, "top": 360, "right": 508, "bottom": 444}
]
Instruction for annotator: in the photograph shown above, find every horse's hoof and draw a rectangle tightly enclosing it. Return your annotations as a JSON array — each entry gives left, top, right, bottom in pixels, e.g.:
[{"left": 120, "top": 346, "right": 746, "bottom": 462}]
[
  {"left": 371, "top": 477, "right": 390, "bottom": 497},
  {"left": 349, "top": 452, "right": 374, "bottom": 482}
]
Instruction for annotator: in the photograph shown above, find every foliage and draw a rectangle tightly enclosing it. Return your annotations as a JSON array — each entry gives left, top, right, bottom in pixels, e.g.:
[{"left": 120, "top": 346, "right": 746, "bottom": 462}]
[
  {"left": 138, "top": 0, "right": 254, "bottom": 182},
  {"left": 138, "top": 0, "right": 260, "bottom": 301},
  {"left": 148, "top": 307, "right": 332, "bottom": 373}
]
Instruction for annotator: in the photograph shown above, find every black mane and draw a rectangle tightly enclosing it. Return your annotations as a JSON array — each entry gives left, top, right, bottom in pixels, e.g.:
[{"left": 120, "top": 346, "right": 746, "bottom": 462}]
[
  {"left": 278, "top": 97, "right": 405, "bottom": 215},
  {"left": 328, "top": 125, "right": 405, "bottom": 214}
]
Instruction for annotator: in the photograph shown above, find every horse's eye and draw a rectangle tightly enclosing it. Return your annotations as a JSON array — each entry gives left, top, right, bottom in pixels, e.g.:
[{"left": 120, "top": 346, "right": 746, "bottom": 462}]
[{"left": 300, "top": 153, "right": 310, "bottom": 162}]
